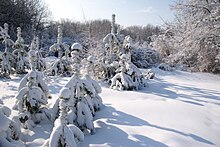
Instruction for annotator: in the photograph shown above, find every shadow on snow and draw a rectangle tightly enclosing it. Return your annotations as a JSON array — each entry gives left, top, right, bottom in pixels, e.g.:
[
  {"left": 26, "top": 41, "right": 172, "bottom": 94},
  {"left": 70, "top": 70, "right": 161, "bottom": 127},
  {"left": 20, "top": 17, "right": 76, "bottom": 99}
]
[
  {"left": 138, "top": 77, "right": 220, "bottom": 106},
  {"left": 80, "top": 105, "right": 214, "bottom": 147}
]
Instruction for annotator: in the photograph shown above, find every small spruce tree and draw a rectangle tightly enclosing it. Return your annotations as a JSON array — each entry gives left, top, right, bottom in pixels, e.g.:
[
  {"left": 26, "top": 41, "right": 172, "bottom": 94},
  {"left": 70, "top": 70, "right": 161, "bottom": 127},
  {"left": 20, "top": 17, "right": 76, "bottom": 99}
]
[
  {"left": 43, "top": 88, "right": 84, "bottom": 147},
  {"left": 0, "top": 99, "right": 25, "bottom": 147}
]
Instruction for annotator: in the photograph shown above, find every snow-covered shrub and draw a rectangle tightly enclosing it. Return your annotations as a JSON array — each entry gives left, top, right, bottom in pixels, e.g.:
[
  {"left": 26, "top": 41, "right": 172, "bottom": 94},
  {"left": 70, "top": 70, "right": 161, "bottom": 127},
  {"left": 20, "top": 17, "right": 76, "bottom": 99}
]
[
  {"left": 131, "top": 48, "right": 159, "bottom": 68},
  {"left": 157, "top": 63, "right": 173, "bottom": 71},
  {"left": 0, "top": 100, "right": 25, "bottom": 147},
  {"left": 110, "top": 54, "right": 147, "bottom": 90},
  {"left": 151, "top": 32, "right": 174, "bottom": 60},
  {"left": 97, "top": 14, "right": 131, "bottom": 81},
  {"left": 43, "top": 88, "right": 84, "bottom": 147},
  {"left": 154, "top": 0, "right": 220, "bottom": 73},
  {"left": 145, "top": 69, "right": 155, "bottom": 79},
  {"left": 96, "top": 14, "right": 153, "bottom": 89}
]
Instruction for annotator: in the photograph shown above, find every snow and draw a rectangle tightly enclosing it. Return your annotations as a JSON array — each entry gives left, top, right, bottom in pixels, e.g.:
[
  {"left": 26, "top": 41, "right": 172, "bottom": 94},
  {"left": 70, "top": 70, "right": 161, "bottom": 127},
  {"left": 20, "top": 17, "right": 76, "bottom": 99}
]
[{"left": 1, "top": 68, "right": 220, "bottom": 147}]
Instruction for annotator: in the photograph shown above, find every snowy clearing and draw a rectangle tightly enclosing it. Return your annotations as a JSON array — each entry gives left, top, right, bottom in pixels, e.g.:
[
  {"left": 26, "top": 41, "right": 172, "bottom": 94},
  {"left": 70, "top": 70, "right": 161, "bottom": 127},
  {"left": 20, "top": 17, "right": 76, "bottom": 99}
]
[{"left": 1, "top": 68, "right": 220, "bottom": 147}]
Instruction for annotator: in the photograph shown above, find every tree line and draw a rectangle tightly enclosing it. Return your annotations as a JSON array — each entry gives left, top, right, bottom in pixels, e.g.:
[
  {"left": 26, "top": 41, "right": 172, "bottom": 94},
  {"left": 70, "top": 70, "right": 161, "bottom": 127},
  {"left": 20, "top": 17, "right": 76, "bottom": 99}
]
[
  {"left": 0, "top": 0, "right": 50, "bottom": 41},
  {"left": 2, "top": 0, "right": 219, "bottom": 74},
  {"left": 0, "top": 0, "right": 162, "bottom": 50}
]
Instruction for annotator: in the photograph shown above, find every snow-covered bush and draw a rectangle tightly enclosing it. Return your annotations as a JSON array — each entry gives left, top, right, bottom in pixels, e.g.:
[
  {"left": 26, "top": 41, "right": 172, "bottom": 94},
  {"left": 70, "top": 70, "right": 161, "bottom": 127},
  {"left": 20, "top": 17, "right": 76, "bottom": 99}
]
[
  {"left": 0, "top": 100, "right": 25, "bottom": 147},
  {"left": 151, "top": 32, "right": 174, "bottom": 60},
  {"left": 94, "top": 14, "right": 153, "bottom": 89},
  {"left": 43, "top": 88, "right": 84, "bottom": 147},
  {"left": 154, "top": 0, "right": 220, "bottom": 73},
  {"left": 145, "top": 69, "right": 155, "bottom": 79},
  {"left": 157, "top": 63, "right": 173, "bottom": 71},
  {"left": 131, "top": 48, "right": 159, "bottom": 68},
  {"left": 64, "top": 43, "right": 97, "bottom": 134},
  {"left": 110, "top": 54, "right": 147, "bottom": 90},
  {"left": 95, "top": 14, "right": 130, "bottom": 81},
  {"left": 63, "top": 74, "right": 96, "bottom": 134}
]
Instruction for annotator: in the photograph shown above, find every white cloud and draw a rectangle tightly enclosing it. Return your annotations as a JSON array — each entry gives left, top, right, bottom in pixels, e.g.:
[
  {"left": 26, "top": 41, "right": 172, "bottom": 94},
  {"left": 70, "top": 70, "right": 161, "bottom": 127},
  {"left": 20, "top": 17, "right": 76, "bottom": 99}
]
[{"left": 138, "top": 6, "right": 156, "bottom": 14}]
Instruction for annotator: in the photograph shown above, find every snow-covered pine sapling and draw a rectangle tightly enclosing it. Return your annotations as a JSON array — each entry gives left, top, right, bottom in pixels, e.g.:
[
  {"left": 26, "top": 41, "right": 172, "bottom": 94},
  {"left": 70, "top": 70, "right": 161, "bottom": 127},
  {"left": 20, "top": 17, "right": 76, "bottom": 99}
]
[
  {"left": 0, "top": 100, "right": 25, "bottom": 147},
  {"left": 122, "top": 35, "right": 133, "bottom": 56},
  {"left": 103, "top": 14, "right": 121, "bottom": 63},
  {"left": 100, "top": 14, "right": 128, "bottom": 82},
  {"left": 0, "top": 23, "right": 14, "bottom": 52},
  {"left": 47, "top": 54, "right": 72, "bottom": 76},
  {"left": 12, "top": 71, "right": 51, "bottom": 128},
  {"left": 62, "top": 43, "right": 96, "bottom": 134},
  {"left": 43, "top": 88, "right": 84, "bottom": 147},
  {"left": 47, "top": 25, "right": 71, "bottom": 76},
  {"left": 71, "top": 43, "right": 82, "bottom": 76},
  {"left": 49, "top": 25, "right": 65, "bottom": 57},
  {"left": 83, "top": 55, "right": 103, "bottom": 111},
  {"left": 0, "top": 23, "right": 15, "bottom": 77},
  {"left": 110, "top": 54, "right": 133, "bottom": 90},
  {"left": 0, "top": 51, "right": 15, "bottom": 76},
  {"left": 110, "top": 54, "right": 147, "bottom": 90},
  {"left": 19, "top": 50, "right": 52, "bottom": 99},
  {"left": 85, "top": 55, "right": 95, "bottom": 78},
  {"left": 12, "top": 27, "right": 28, "bottom": 74},
  {"left": 29, "top": 36, "right": 46, "bottom": 71}
]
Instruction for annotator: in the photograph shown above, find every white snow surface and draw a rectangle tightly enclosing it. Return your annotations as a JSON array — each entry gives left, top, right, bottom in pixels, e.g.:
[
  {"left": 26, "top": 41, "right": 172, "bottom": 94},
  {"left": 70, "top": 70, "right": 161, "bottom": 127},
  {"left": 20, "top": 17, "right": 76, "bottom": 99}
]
[{"left": 1, "top": 68, "right": 220, "bottom": 147}]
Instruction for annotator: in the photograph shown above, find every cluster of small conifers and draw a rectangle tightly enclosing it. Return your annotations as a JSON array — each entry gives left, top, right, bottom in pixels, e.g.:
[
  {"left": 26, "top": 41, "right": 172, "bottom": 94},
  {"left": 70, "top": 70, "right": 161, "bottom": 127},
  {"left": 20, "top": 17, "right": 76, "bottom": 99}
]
[
  {"left": 1, "top": 42, "right": 103, "bottom": 147},
  {"left": 0, "top": 14, "right": 155, "bottom": 147}
]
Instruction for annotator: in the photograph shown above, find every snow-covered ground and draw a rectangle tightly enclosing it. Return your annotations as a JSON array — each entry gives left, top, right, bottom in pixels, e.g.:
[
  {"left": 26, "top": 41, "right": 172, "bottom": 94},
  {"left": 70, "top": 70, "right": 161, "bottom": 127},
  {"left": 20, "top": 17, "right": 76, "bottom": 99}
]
[{"left": 1, "top": 68, "right": 220, "bottom": 147}]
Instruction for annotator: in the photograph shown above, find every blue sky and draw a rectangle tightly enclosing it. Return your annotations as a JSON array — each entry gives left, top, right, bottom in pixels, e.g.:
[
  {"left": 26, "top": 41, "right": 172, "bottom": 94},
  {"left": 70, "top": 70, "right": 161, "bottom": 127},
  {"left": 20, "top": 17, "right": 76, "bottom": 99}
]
[{"left": 45, "top": 0, "right": 175, "bottom": 26}]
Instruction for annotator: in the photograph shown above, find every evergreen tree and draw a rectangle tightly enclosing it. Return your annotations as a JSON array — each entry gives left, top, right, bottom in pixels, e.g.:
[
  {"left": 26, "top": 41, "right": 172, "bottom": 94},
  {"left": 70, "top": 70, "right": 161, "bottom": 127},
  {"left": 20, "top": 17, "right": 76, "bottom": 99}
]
[
  {"left": 0, "top": 23, "right": 15, "bottom": 77},
  {"left": 13, "top": 49, "right": 52, "bottom": 128},
  {"left": 0, "top": 100, "right": 25, "bottom": 147},
  {"left": 47, "top": 25, "right": 72, "bottom": 76},
  {"left": 43, "top": 88, "right": 84, "bottom": 147},
  {"left": 52, "top": 43, "right": 103, "bottom": 135},
  {"left": 12, "top": 27, "right": 28, "bottom": 74}
]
